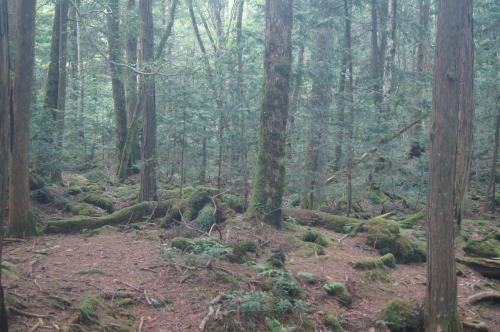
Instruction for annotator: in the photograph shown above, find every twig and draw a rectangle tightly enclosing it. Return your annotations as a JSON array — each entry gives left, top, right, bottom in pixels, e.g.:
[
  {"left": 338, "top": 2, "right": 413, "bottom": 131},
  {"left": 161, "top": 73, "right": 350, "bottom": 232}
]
[
  {"left": 29, "top": 318, "right": 44, "bottom": 332},
  {"left": 144, "top": 290, "right": 152, "bottom": 305},
  {"left": 137, "top": 316, "right": 145, "bottom": 332},
  {"left": 199, "top": 294, "right": 224, "bottom": 331},
  {"left": 337, "top": 234, "right": 350, "bottom": 243},
  {"left": 9, "top": 307, "right": 52, "bottom": 318}
]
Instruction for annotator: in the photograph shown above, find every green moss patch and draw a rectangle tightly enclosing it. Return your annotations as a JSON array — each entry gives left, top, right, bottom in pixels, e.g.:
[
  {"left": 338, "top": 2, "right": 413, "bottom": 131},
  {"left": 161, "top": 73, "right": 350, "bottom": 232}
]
[
  {"left": 301, "top": 229, "right": 330, "bottom": 247},
  {"left": 464, "top": 239, "right": 500, "bottom": 258},
  {"left": 66, "top": 202, "right": 103, "bottom": 217},
  {"left": 352, "top": 253, "right": 396, "bottom": 270},
  {"left": 323, "top": 281, "right": 352, "bottom": 306},
  {"left": 324, "top": 314, "right": 346, "bottom": 332},
  {"left": 377, "top": 298, "right": 420, "bottom": 332},
  {"left": 82, "top": 192, "right": 114, "bottom": 213}
]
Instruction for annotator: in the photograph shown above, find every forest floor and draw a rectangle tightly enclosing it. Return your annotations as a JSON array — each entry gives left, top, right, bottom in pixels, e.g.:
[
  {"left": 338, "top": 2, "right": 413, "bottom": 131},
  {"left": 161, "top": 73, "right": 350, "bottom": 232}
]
[
  {"left": 4, "top": 219, "right": 499, "bottom": 331},
  {"left": 3, "top": 173, "right": 500, "bottom": 331}
]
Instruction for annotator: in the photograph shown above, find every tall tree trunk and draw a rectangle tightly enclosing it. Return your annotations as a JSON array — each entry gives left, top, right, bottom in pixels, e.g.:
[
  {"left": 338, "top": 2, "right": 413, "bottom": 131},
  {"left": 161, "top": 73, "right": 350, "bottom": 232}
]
[
  {"left": 138, "top": 0, "right": 157, "bottom": 201},
  {"left": 199, "top": 125, "right": 207, "bottom": 184},
  {"left": 382, "top": 0, "right": 397, "bottom": 105},
  {"left": 425, "top": 0, "right": 473, "bottom": 330},
  {"left": 106, "top": 0, "right": 128, "bottom": 178},
  {"left": 0, "top": 0, "right": 10, "bottom": 328},
  {"left": 301, "top": 0, "right": 335, "bottom": 209},
  {"left": 249, "top": 0, "right": 293, "bottom": 227},
  {"left": 487, "top": 95, "right": 500, "bottom": 212},
  {"left": 344, "top": 0, "right": 354, "bottom": 216},
  {"left": 43, "top": 0, "right": 69, "bottom": 181},
  {"left": 8, "top": 0, "right": 37, "bottom": 237},
  {"left": 371, "top": 0, "right": 382, "bottom": 111},
  {"left": 287, "top": 42, "right": 304, "bottom": 162}
]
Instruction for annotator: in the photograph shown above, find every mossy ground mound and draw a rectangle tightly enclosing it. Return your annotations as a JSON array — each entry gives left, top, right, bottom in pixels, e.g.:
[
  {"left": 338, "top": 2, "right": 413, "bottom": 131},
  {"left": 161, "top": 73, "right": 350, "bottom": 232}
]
[
  {"left": 66, "top": 202, "right": 103, "bottom": 217},
  {"left": 324, "top": 314, "right": 346, "bottom": 332},
  {"left": 282, "top": 208, "right": 360, "bottom": 233},
  {"left": 464, "top": 239, "right": 500, "bottom": 258},
  {"left": 352, "top": 253, "right": 396, "bottom": 270},
  {"left": 378, "top": 298, "right": 421, "bottom": 332},
  {"left": 301, "top": 229, "right": 330, "bottom": 247},
  {"left": 323, "top": 281, "right": 352, "bottom": 306}
]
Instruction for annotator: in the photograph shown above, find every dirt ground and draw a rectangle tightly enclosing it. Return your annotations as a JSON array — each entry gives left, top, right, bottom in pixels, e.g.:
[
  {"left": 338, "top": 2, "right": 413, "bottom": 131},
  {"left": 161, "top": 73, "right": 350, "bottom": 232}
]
[{"left": 4, "top": 218, "right": 499, "bottom": 332}]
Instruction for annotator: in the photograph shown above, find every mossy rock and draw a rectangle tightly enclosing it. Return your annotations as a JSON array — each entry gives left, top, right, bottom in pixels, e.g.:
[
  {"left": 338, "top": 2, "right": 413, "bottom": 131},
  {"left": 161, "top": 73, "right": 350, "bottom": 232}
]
[
  {"left": 400, "top": 211, "right": 424, "bottom": 229},
  {"left": 301, "top": 229, "right": 330, "bottom": 247},
  {"left": 323, "top": 282, "right": 352, "bottom": 306},
  {"left": 367, "top": 231, "right": 426, "bottom": 264},
  {"left": 282, "top": 208, "right": 361, "bottom": 233},
  {"left": 66, "top": 202, "right": 103, "bottom": 217},
  {"left": 191, "top": 204, "right": 216, "bottom": 232},
  {"left": 358, "top": 219, "right": 400, "bottom": 236},
  {"left": 84, "top": 169, "right": 110, "bottom": 184},
  {"left": 65, "top": 184, "right": 83, "bottom": 196},
  {"left": 352, "top": 253, "right": 396, "bottom": 270},
  {"left": 82, "top": 192, "right": 114, "bottom": 213},
  {"left": 378, "top": 298, "right": 420, "bottom": 332},
  {"left": 324, "top": 314, "right": 346, "bottom": 332},
  {"left": 464, "top": 239, "right": 500, "bottom": 258},
  {"left": 222, "top": 193, "right": 245, "bottom": 213},
  {"left": 163, "top": 188, "right": 216, "bottom": 226}
]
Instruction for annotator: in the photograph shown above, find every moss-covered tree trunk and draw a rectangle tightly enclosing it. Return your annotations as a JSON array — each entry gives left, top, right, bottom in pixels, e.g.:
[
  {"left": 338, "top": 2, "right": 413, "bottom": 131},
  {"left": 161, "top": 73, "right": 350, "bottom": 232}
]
[
  {"left": 106, "top": 0, "right": 128, "bottom": 178},
  {"left": 0, "top": 0, "right": 10, "bottom": 329},
  {"left": 301, "top": 0, "right": 335, "bottom": 210},
  {"left": 8, "top": 0, "right": 37, "bottom": 237},
  {"left": 138, "top": 0, "right": 157, "bottom": 201},
  {"left": 488, "top": 96, "right": 500, "bottom": 212},
  {"left": 425, "top": 0, "right": 473, "bottom": 330},
  {"left": 249, "top": 0, "right": 292, "bottom": 228},
  {"left": 344, "top": 0, "right": 354, "bottom": 216}
]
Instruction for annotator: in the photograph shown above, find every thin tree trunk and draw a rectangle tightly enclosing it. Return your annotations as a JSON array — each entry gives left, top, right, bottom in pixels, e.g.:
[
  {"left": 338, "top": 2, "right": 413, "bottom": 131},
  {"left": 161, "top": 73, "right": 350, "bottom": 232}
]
[
  {"left": 382, "top": 0, "right": 397, "bottom": 103},
  {"left": 425, "top": 0, "right": 473, "bottom": 330},
  {"left": 155, "top": 0, "right": 178, "bottom": 60},
  {"left": 487, "top": 95, "right": 500, "bottom": 212},
  {"left": 371, "top": 0, "right": 382, "bottom": 111},
  {"left": 0, "top": 0, "right": 10, "bottom": 328},
  {"left": 106, "top": 0, "right": 128, "bottom": 177},
  {"left": 199, "top": 125, "right": 207, "bottom": 184},
  {"left": 344, "top": 0, "right": 354, "bottom": 216},
  {"left": 8, "top": 0, "right": 37, "bottom": 237},
  {"left": 249, "top": 0, "right": 293, "bottom": 228},
  {"left": 138, "top": 0, "right": 157, "bottom": 201},
  {"left": 301, "top": 0, "right": 335, "bottom": 209}
]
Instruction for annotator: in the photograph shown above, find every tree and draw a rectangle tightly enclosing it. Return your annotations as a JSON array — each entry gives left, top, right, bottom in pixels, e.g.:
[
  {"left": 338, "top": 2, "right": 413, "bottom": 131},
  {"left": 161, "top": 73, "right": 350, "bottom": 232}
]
[
  {"left": 425, "top": 0, "right": 473, "bottom": 330},
  {"left": 138, "top": 0, "right": 157, "bottom": 201},
  {"left": 0, "top": 0, "right": 9, "bottom": 328},
  {"left": 8, "top": 0, "right": 37, "bottom": 237},
  {"left": 42, "top": 0, "right": 69, "bottom": 181},
  {"left": 249, "top": 0, "right": 293, "bottom": 227},
  {"left": 301, "top": 0, "right": 336, "bottom": 209},
  {"left": 487, "top": 95, "right": 500, "bottom": 212},
  {"left": 106, "top": 0, "right": 128, "bottom": 179}
]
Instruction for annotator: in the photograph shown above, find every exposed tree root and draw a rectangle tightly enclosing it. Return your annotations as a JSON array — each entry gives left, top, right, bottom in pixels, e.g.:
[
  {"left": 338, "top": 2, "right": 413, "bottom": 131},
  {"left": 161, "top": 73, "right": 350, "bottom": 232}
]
[
  {"left": 466, "top": 291, "right": 500, "bottom": 305},
  {"left": 199, "top": 294, "right": 223, "bottom": 331},
  {"left": 44, "top": 199, "right": 178, "bottom": 234},
  {"left": 282, "top": 208, "right": 361, "bottom": 233},
  {"left": 456, "top": 256, "right": 500, "bottom": 279}
]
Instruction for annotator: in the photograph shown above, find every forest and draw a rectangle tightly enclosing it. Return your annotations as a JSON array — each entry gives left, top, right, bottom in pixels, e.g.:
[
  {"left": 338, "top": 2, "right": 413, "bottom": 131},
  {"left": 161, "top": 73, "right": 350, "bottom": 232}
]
[{"left": 0, "top": 0, "right": 499, "bottom": 331}]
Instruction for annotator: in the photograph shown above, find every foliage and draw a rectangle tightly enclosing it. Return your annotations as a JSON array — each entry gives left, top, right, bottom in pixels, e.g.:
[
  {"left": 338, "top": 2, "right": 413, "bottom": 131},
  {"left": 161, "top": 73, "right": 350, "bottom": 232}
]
[
  {"left": 324, "top": 314, "right": 346, "bottom": 332},
  {"left": 377, "top": 298, "right": 421, "bottom": 332},
  {"left": 323, "top": 282, "right": 352, "bottom": 306},
  {"left": 82, "top": 192, "right": 114, "bottom": 213},
  {"left": 463, "top": 239, "right": 500, "bottom": 258},
  {"left": 168, "top": 237, "right": 233, "bottom": 259},
  {"left": 352, "top": 253, "right": 396, "bottom": 270},
  {"left": 301, "top": 229, "right": 330, "bottom": 247}
]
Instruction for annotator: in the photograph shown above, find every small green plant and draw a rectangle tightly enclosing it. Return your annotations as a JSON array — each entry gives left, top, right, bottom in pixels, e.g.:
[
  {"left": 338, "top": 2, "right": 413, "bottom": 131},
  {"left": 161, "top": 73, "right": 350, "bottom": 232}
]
[
  {"left": 352, "top": 253, "right": 396, "bottom": 270},
  {"left": 1, "top": 261, "right": 18, "bottom": 280},
  {"left": 301, "top": 229, "right": 330, "bottom": 247},
  {"left": 377, "top": 298, "right": 420, "bottom": 331},
  {"left": 323, "top": 281, "right": 352, "bottom": 306},
  {"left": 166, "top": 237, "right": 233, "bottom": 259},
  {"left": 324, "top": 314, "right": 346, "bottom": 332}
]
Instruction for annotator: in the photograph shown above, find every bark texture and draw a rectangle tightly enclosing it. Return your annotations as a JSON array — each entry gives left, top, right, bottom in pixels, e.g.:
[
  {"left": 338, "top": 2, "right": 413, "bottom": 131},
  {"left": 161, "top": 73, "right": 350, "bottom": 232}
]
[
  {"left": 138, "top": 0, "right": 158, "bottom": 201},
  {"left": 425, "top": 0, "right": 473, "bottom": 330},
  {"left": 8, "top": 0, "right": 37, "bottom": 237},
  {"left": 249, "top": 0, "right": 293, "bottom": 227},
  {"left": 301, "top": 0, "right": 335, "bottom": 209},
  {"left": 487, "top": 95, "right": 500, "bottom": 212}
]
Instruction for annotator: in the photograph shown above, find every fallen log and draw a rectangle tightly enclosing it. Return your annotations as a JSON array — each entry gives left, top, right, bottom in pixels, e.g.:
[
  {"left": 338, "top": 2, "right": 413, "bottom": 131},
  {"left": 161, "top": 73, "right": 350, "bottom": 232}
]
[
  {"left": 44, "top": 199, "right": 178, "bottom": 234},
  {"left": 456, "top": 256, "right": 500, "bottom": 279},
  {"left": 282, "top": 208, "right": 361, "bottom": 233},
  {"left": 466, "top": 291, "right": 500, "bottom": 305}
]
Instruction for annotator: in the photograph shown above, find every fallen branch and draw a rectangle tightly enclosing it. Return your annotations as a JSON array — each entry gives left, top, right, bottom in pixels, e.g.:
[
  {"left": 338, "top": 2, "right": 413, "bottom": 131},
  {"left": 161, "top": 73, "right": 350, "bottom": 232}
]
[
  {"left": 466, "top": 291, "right": 500, "bottom": 305},
  {"left": 29, "top": 318, "right": 44, "bottom": 332},
  {"left": 199, "top": 294, "right": 223, "bottom": 331},
  {"left": 9, "top": 307, "right": 52, "bottom": 318},
  {"left": 456, "top": 256, "right": 500, "bottom": 279},
  {"left": 137, "top": 316, "right": 145, "bottom": 332},
  {"left": 282, "top": 208, "right": 361, "bottom": 233}
]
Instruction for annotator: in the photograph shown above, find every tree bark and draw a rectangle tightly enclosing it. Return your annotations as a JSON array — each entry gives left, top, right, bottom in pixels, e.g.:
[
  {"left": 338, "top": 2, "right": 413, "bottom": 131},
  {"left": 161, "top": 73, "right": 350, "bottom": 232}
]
[
  {"left": 8, "top": 0, "right": 37, "bottom": 237},
  {"left": 344, "top": 0, "right": 354, "bottom": 216},
  {"left": 0, "top": 0, "right": 10, "bottom": 328},
  {"left": 382, "top": 0, "right": 397, "bottom": 103},
  {"left": 138, "top": 0, "right": 157, "bottom": 201},
  {"left": 487, "top": 96, "right": 500, "bottom": 212},
  {"left": 106, "top": 0, "right": 128, "bottom": 177},
  {"left": 425, "top": 0, "right": 473, "bottom": 330},
  {"left": 301, "top": 0, "right": 335, "bottom": 209},
  {"left": 249, "top": 0, "right": 293, "bottom": 227},
  {"left": 370, "top": 0, "right": 382, "bottom": 112}
]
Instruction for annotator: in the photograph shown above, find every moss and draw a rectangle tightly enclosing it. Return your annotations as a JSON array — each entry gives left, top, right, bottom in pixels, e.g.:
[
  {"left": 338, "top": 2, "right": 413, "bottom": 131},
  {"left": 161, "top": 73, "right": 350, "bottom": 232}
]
[
  {"left": 379, "top": 299, "right": 420, "bottom": 332},
  {"left": 1, "top": 261, "right": 18, "bottom": 280},
  {"left": 464, "top": 239, "right": 500, "bottom": 258},
  {"left": 301, "top": 229, "right": 330, "bottom": 247},
  {"left": 76, "top": 294, "right": 107, "bottom": 325},
  {"left": 45, "top": 200, "right": 175, "bottom": 233},
  {"left": 323, "top": 282, "right": 352, "bottom": 305},
  {"left": 170, "top": 237, "right": 193, "bottom": 251},
  {"left": 296, "top": 271, "right": 318, "bottom": 284},
  {"left": 363, "top": 269, "right": 391, "bottom": 283},
  {"left": 400, "top": 211, "right": 424, "bottom": 229},
  {"left": 232, "top": 239, "right": 257, "bottom": 258},
  {"left": 366, "top": 230, "right": 426, "bottom": 264},
  {"left": 282, "top": 208, "right": 360, "bottom": 233},
  {"left": 66, "top": 184, "right": 83, "bottom": 195},
  {"left": 84, "top": 169, "right": 109, "bottom": 184},
  {"left": 222, "top": 193, "right": 244, "bottom": 213},
  {"left": 66, "top": 202, "right": 103, "bottom": 217},
  {"left": 352, "top": 253, "right": 396, "bottom": 270},
  {"left": 298, "top": 242, "right": 326, "bottom": 257},
  {"left": 82, "top": 192, "right": 114, "bottom": 213},
  {"left": 463, "top": 320, "right": 488, "bottom": 332},
  {"left": 268, "top": 249, "right": 286, "bottom": 268},
  {"left": 366, "top": 190, "right": 389, "bottom": 205},
  {"left": 324, "top": 314, "right": 346, "bottom": 332},
  {"left": 45, "top": 295, "right": 72, "bottom": 309},
  {"left": 191, "top": 204, "right": 216, "bottom": 231},
  {"left": 163, "top": 189, "right": 215, "bottom": 226}
]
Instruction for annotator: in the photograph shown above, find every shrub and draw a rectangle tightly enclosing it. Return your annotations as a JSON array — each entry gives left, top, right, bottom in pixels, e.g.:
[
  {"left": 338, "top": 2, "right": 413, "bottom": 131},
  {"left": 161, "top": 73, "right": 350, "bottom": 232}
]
[
  {"left": 301, "top": 229, "right": 330, "bottom": 247},
  {"left": 323, "top": 282, "right": 352, "bottom": 306},
  {"left": 324, "top": 314, "right": 346, "bottom": 332}
]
